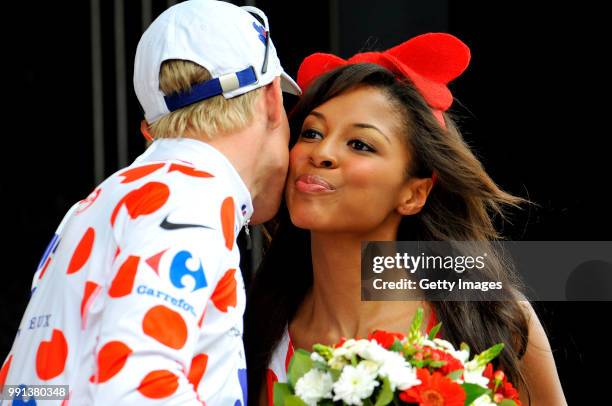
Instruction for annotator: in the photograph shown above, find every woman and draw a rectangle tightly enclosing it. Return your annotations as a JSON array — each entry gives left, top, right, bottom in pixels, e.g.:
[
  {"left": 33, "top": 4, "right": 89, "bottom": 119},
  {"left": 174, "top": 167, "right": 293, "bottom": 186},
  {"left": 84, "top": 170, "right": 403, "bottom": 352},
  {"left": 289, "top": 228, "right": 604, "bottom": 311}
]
[{"left": 244, "top": 33, "right": 566, "bottom": 405}]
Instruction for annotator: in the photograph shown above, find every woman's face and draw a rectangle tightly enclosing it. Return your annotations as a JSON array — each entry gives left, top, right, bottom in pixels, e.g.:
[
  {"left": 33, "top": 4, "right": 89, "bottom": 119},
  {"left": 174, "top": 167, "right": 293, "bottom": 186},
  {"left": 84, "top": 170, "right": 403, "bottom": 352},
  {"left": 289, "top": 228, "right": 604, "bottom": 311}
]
[{"left": 286, "top": 85, "right": 414, "bottom": 234}]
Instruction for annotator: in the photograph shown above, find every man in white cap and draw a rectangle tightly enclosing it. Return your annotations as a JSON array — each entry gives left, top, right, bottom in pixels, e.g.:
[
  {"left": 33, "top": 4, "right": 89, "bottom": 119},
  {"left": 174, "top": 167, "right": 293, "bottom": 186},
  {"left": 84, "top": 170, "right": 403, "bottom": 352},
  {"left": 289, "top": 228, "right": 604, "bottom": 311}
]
[{"left": 0, "top": 0, "right": 300, "bottom": 404}]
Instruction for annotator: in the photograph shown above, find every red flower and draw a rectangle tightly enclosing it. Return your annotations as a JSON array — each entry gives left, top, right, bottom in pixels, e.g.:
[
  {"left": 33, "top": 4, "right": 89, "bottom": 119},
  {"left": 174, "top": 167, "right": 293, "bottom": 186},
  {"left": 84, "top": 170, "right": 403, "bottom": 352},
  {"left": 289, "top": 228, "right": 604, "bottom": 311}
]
[
  {"left": 334, "top": 337, "right": 347, "bottom": 349},
  {"left": 427, "top": 348, "right": 464, "bottom": 376},
  {"left": 400, "top": 368, "right": 466, "bottom": 406},
  {"left": 367, "top": 330, "right": 405, "bottom": 349},
  {"left": 483, "top": 363, "right": 522, "bottom": 406},
  {"left": 497, "top": 381, "right": 521, "bottom": 405}
]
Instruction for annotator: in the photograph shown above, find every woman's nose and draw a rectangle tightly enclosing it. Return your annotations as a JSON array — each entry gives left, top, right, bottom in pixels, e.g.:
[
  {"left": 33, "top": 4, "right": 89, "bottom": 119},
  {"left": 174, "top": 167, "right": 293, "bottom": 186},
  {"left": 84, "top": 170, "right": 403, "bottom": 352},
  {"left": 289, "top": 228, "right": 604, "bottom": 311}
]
[{"left": 309, "top": 139, "right": 338, "bottom": 169}]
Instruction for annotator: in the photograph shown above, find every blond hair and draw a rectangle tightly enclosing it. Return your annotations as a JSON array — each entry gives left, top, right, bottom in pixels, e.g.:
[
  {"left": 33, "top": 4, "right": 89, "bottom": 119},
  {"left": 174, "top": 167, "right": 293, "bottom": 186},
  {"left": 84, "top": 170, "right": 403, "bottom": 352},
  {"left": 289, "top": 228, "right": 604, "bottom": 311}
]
[{"left": 149, "top": 60, "right": 263, "bottom": 139}]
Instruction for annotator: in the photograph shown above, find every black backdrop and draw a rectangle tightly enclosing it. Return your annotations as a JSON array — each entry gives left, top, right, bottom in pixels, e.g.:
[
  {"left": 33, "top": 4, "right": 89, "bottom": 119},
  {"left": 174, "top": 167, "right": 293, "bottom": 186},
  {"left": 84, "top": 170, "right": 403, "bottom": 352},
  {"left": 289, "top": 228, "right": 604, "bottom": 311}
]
[{"left": 2, "top": 1, "right": 610, "bottom": 404}]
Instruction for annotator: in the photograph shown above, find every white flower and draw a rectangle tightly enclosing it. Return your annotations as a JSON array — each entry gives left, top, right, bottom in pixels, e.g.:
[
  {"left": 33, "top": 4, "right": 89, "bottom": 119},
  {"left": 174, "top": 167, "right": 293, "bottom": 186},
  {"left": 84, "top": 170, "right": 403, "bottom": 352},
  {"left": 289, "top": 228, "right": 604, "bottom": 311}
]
[
  {"left": 433, "top": 338, "right": 457, "bottom": 351},
  {"left": 421, "top": 338, "right": 437, "bottom": 348},
  {"left": 311, "top": 352, "right": 325, "bottom": 363},
  {"left": 355, "top": 340, "right": 388, "bottom": 364},
  {"left": 331, "top": 339, "right": 386, "bottom": 365},
  {"left": 431, "top": 338, "right": 469, "bottom": 364},
  {"left": 332, "top": 339, "right": 356, "bottom": 359},
  {"left": 295, "top": 369, "right": 334, "bottom": 406},
  {"left": 332, "top": 364, "right": 380, "bottom": 405},
  {"left": 378, "top": 351, "right": 421, "bottom": 391},
  {"left": 470, "top": 394, "right": 496, "bottom": 406},
  {"left": 358, "top": 360, "right": 380, "bottom": 375},
  {"left": 329, "top": 355, "right": 348, "bottom": 370},
  {"left": 463, "top": 361, "right": 489, "bottom": 388},
  {"left": 451, "top": 348, "right": 470, "bottom": 364}
]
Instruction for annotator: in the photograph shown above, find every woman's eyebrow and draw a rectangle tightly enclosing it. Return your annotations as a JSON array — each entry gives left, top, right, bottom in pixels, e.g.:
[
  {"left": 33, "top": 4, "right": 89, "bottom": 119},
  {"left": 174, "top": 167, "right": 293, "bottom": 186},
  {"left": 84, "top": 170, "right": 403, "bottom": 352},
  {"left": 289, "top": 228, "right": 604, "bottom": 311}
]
[
  {"left": 353, "top": 123, "right": 390, "bottom": 144},
  {"left": 308, "top": 111, "right": 391, "bottom": 144}
]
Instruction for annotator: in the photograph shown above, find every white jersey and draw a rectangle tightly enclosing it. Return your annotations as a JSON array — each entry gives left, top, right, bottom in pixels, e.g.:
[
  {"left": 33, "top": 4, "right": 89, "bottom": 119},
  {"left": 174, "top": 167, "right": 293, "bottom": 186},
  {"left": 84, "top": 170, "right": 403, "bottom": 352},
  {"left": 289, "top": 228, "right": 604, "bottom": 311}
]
[{"left": 0, "top": 138, "right": 253, "bottom": 405}]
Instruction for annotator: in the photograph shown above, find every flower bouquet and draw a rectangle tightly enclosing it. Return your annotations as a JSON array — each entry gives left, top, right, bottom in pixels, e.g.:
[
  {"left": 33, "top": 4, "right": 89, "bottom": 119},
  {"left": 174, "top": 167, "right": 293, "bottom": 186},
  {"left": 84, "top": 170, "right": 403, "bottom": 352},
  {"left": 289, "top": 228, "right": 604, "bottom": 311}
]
[{"left": 273, "top": 308, "right": 521, "bottom": 406}]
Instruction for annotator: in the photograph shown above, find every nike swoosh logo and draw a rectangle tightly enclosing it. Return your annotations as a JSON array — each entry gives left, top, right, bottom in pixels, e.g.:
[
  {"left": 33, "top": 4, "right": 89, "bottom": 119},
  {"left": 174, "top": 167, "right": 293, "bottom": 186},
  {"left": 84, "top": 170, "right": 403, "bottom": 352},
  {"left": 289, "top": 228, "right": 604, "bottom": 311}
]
[{"left": 160, "top": 215, "right": 214, "bottom": 231}]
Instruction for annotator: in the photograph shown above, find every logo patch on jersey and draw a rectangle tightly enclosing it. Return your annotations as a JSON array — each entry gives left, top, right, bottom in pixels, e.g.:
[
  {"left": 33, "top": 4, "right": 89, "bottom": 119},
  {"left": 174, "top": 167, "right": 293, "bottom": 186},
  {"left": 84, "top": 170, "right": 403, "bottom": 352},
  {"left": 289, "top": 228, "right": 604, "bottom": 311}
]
[
  {"left": 160, "top": 215, "right": 213, "bottom": 231},
  {"left": 169, "top": 251, "right": 207, "bottom": 292}
]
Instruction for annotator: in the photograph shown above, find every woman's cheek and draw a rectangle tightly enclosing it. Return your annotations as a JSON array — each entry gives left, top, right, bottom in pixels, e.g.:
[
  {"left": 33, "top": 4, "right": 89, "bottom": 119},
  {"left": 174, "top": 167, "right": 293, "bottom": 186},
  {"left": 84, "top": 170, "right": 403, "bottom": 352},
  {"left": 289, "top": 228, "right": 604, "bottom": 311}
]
[{"left": 344, "top": 161, "right": 382, "bottom": 188}]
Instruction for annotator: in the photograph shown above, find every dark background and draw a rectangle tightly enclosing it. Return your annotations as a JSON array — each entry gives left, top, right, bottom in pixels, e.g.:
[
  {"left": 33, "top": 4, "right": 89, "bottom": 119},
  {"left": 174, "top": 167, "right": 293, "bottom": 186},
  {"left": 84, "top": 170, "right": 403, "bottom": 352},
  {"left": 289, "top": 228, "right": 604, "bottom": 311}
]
[{"left": 2, "top": 1, "right": 610, "bottom": 404}]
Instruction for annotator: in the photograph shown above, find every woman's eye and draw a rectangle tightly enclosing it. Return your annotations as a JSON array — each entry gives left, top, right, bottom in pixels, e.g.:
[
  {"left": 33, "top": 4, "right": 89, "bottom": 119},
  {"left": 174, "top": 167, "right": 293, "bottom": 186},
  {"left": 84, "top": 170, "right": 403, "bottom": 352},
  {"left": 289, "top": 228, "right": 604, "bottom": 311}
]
[
  {"left": 349, "top": 140, "right": 375, "bottom": 152},
  {"left": 300, "top": 129, "right": 323, "bottom": 140}
]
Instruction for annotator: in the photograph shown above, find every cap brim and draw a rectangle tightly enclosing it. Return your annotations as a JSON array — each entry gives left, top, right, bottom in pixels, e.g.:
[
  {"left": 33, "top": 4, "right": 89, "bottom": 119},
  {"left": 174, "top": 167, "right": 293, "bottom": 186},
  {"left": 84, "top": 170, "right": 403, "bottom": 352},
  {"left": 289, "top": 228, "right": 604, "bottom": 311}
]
[{"left": 280, "top": 72, "right": 302, "bottom": 95}]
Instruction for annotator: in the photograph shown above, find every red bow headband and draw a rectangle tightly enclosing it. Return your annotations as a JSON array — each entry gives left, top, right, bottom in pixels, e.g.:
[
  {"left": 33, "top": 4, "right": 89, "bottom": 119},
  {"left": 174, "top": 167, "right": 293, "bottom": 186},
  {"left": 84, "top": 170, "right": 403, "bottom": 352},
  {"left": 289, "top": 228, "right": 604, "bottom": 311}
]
[{"left": 296, "top": 33, "right": 471, "bottom": 128}]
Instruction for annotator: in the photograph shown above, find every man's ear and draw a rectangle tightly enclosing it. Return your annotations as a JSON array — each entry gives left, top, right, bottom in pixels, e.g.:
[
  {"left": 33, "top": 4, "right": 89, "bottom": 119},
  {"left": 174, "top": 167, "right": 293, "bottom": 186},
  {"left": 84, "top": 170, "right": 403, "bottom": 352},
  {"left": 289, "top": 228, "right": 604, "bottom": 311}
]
[
  {"left": 396, "top": 177, "right": 434, "bottom": 216},
  {"left": 263, "top": 77, "right": 284, "bottom": 129}
]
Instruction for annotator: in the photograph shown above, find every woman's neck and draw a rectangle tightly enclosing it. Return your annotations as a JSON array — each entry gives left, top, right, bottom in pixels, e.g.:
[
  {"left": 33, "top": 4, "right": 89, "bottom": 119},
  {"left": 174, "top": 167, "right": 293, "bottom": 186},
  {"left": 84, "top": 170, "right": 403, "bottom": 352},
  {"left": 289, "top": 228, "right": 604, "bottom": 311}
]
[{"left": 292, "top": 228, "right": 426, "bottom": 344}]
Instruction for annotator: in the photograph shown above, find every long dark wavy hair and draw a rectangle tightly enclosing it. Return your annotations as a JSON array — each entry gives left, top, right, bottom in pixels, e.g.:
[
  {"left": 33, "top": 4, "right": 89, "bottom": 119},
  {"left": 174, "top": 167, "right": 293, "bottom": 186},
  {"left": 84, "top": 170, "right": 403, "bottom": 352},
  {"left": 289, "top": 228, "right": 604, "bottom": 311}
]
[{"left": 244, "top": 63, "right": 531, "bottom": 404}]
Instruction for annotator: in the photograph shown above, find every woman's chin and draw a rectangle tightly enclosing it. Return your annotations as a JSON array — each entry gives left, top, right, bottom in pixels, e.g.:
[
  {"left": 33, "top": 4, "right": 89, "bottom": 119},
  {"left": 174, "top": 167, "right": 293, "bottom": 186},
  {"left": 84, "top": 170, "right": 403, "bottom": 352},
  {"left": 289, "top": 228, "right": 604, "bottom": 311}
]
[{"left": 288, "top": 208, "right": 324, "bottom": 230}]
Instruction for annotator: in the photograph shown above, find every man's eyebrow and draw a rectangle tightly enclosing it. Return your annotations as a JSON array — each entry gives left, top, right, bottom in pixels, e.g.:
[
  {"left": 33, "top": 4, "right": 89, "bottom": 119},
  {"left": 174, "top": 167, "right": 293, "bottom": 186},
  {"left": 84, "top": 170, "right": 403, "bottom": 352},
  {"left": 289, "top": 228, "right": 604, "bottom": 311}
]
[{"left": 308, "top": 110, "right": 326, "bottom": 121}]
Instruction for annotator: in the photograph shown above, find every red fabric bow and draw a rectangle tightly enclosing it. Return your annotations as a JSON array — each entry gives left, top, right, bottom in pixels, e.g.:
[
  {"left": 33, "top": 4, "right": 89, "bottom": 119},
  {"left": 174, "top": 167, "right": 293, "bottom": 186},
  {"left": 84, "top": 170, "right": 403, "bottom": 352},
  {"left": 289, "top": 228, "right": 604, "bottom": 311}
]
[{"left": 296, "top": 33, "right": 471, "bottom": 127}]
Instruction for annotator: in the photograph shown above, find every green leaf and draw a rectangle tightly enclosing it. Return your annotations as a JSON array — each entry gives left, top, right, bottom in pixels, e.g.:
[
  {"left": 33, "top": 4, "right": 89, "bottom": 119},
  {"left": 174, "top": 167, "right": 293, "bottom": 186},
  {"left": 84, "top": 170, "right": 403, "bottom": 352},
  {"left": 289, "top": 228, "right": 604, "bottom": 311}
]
[
  {"left": 374, "top": 377, "right": 393, "bottom": 406},
  {"left": 328, "top": 367, "right": 342, "bottom": 383},
  {"left": 409, "top": 359, "right": 425, "bottom": 369},
  {"left": 362, "top": 399, "right": 375, "bottom": 406},
  {"left": 446, "top": 369, "right": 464, "bottom": 381},
  {"left": 408, "top": 308, "right": 424, "bottom": 344},
  {"left": 288, "top": 349, "right": 314, "bottom": 388},
  {"left": 313, "top": 361, "right": 329, "bottom": 371},
  {"left": 461, "top": 383, "right": 490, "bottom": 406},
  {"left": 473, "top": 343, "right": 504, "bottom": 367},
  {"left": 319, "top": 400, "right": 335, "bottom": 406},
  {"left": 428, "top": 322, "right": 442, "bottom": 340},
  {"left": 273, "top": 382, "right": 293, "bottom": 406},
  {"left": 389, "top": 340, "right": 404, "bottom": 353},
  {"left": 285, "top": 395, "right": 309, "bottom": 406},
  {"left": 313, "top": 343, "right": 334, "bottom": 361},
  {"left": 498, "top": 400, "right": 518, "bottom": 406},
  {"left": 429, "top": 360, "right": 447, "bottom": 368}
]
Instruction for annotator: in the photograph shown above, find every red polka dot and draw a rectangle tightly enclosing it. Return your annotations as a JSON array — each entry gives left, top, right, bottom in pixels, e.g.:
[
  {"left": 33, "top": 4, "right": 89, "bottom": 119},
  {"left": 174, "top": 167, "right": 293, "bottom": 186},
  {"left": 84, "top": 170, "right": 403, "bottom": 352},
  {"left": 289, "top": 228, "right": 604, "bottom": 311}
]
[
  {"left": 118, "top": 163, "right": 165, "bottom": 183},
  {"left": 81, "top": 281, "right": 101, "bottom": 329},
  {"left": 142, "top": 305, "right": 188, "bottom": 349},
  {"left": 221, "top": 197, "right": 235, "bottom": 251},
  {"left": 168, "top": 163, "right": 214, "bottom": 178},
  {"left": 138, "top": 370, "right": 179, "bottom": 399},
  {"left": 188, "top": 353, "right": 208, "bottom": 391},
  {"left": 111, "top": 182, "right": 170, "bottom": 226},
  {"left": 67, "top": 228, "right": 95, "bottom": 274},
  {"left": 211, "top": 269, "right": 237, "bottom": 312},
  {"left": 267, "top": 369, "right": 279, "bottom": 406},
  {"left": 36, "top": 329, "right": 68, "bottom": 380},
  {"left": 38, "top": 256, "right": 52, "bottom": 280},
  {"left": 90, "top": 341, "right": 132, "bottom": 383},
  {"left": 0, "top": 354, "right": 12, "bottom": 390},
  {"left": 109, "top": 256, "right": 140, "bottom": 298}
]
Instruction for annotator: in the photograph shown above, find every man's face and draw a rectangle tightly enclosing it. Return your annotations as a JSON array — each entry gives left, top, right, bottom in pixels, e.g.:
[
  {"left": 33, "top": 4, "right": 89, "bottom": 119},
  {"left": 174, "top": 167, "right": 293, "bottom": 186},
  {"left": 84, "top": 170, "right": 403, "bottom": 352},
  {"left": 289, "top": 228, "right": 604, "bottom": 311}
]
[{"left": 250, "top": 108, "right": 290, "bottom": 224}]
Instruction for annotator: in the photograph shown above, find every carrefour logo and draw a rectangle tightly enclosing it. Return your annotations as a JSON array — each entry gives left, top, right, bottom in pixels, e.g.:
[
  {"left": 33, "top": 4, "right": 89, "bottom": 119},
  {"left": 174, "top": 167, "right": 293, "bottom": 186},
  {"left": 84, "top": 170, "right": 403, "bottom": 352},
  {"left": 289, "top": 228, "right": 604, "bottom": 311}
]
[{"left": 169, "top": 250, "right": 208, "bottom": 292}]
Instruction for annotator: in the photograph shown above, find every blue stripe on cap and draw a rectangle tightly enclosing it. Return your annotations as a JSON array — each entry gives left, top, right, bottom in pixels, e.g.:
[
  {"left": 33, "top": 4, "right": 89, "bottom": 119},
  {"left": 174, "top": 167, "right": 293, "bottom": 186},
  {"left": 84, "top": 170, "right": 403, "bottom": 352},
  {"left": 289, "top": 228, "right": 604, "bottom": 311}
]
[{"left": 164, "top": 66, "right": 258, "bottom": 112}]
